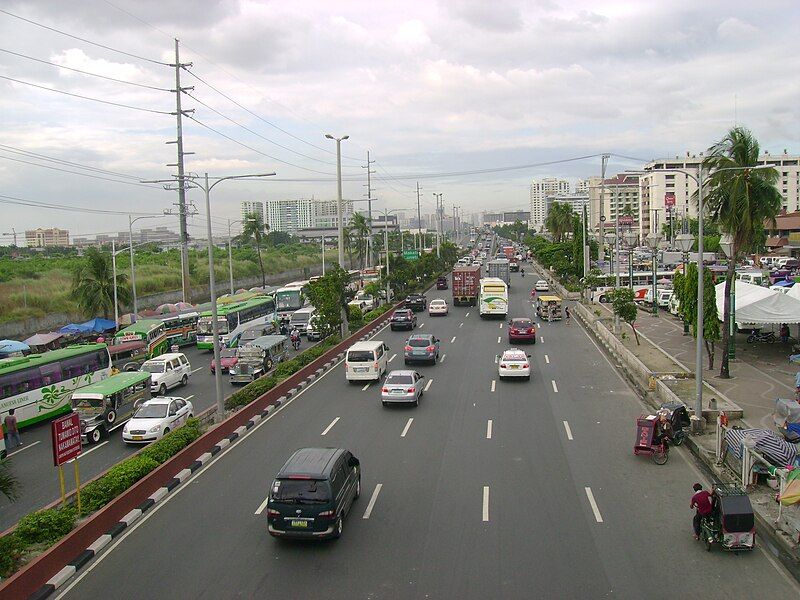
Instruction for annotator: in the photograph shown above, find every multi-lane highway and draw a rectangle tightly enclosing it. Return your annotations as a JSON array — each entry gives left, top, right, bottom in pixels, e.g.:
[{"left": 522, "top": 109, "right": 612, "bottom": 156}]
[
  {"left": 51, "top": 266, "right": 799, "bottom": 599},
  {"left": 0, "top": 339, "right": 314, "bottom": 531}
]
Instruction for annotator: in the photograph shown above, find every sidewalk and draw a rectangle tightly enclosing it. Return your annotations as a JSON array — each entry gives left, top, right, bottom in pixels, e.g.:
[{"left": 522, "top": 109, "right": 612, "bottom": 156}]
[{"left": 599, "top": 302, "right": 796, "bottom": 428}]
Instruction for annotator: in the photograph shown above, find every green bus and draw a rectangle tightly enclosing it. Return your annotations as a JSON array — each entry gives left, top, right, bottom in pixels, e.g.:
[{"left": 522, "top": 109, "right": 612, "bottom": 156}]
[
  {"left": 196, "top": 296, "right": 277, "bottom": 350},
  {"left": 0, "top": 343, "right": 112, "bottom": 428},
  {"left": 113, "top": 319, "right": 170, "bottom": 359}
]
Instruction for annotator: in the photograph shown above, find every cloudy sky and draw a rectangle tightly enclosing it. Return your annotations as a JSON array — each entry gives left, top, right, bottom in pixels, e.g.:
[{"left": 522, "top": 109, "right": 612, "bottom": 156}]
[{"left": 1, "top": 0, "right": 798, "bottom": 242}]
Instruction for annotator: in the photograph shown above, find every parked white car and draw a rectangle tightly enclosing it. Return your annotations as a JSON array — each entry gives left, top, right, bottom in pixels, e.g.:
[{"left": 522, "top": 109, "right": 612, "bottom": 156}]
[
  {"left": 122, "top": 397, "right": 194, "bottom": 444},
  {"left": 141, "top": 353, "right": 192, "bottom": 396},
  {"left": 498, "top": 349, "right": 531, "bottom": 381}
]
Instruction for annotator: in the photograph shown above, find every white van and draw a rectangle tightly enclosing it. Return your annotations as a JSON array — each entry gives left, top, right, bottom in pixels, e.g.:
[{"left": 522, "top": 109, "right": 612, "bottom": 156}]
[
  {"left": 290, "top": 306, "right": 316, "bottom": 336},
  {"left": 141, "top": 353, "right": 192, "bottom": 395},
  {"left": 736, "top": 271, "right": 768, "bottom": 287},
  {"left": 345, "top": 340, "right": 390, "bottom": 383}
]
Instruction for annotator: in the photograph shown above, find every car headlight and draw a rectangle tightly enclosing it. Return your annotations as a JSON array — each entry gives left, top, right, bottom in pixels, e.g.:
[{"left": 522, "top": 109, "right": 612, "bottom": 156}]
[
  {"left": 123, "top": 424, "right": 129, "bottom": 433},
  {"left": 148, "top": 425, "right": 161, "bottom": 433}
]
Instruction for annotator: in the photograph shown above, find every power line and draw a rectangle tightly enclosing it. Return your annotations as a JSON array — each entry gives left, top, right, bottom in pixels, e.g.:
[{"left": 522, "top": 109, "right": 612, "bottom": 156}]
[
  {"left": 0, "top": 8, "right": 171, "bottom": 66},
  {"left": 0, "top": 193, "right": 164, "bottom": 216},
  {"left": 0, "top": 75, "right": 172, "bottom": 114},
  {"left": 184, "top": 90, "right": 352, "bottom": 168},
  {"left": 183, "top": 67, "right": 363, "bottom": 163},
  {"left": 185, "top": 114, "right": 338, "bottom": 175},
  {"left": 0, "top": 154, "right": 164, "bottom": 189},
  {"left": 0, "top": 48, "right": 171, "bottom": 91},
  {"left": 0, "top": 144, "right": 144, "bottom": 180}
]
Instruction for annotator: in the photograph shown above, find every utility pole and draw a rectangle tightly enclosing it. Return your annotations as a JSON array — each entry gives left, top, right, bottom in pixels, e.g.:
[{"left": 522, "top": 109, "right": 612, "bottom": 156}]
[
  {"left": 2, "top": 228, "right": 17, "bottom": 246},
  {"left": 168, "top": 39, "right": 194, "bottom": 303},
  {"left": 325, "top": 134, "right": 348, "bottom": 268},
  {"left": 598, "top": 153, "right": 609, "bottom": 267},
  {"left": 416, "top": 181, "right": 423, "bottom": 252},
  {"left": 433, "top": 193, "right": 443, "bottom": 258},
  {"left": 363, "top": 151, "right": 375, "bottom": 268}
]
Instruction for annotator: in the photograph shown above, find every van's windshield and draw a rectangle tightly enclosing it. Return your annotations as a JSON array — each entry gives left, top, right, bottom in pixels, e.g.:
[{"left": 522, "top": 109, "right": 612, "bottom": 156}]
[
  {"left": 273, "top": 479, "right": 331, "bottom": 503},
  {"left": 347, "top": 350, "right": 373, "bottom": 362},
  {"left": 141, "top": 363, "right": 165, "bottom": 374}
]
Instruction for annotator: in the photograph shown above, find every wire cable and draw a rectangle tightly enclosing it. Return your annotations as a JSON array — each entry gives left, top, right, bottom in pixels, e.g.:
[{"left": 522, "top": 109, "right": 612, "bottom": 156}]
[
  {"left": 0, "top": 144, "right": 147, "bottom": 180},
  {"left": 0, "top": 193, "right": 164, "bottom": 216},
  {"left": 0, "top": 8, "right": 171, "bottom": 66},
  {"left": 0, "top": 75, "right": 171, "bottom": 114},
  {"left": 0, "top": 155, "right": 165, "bottom": 189},
  {"left": 0, "top": 48, "right": 171, "bottom": 91}
]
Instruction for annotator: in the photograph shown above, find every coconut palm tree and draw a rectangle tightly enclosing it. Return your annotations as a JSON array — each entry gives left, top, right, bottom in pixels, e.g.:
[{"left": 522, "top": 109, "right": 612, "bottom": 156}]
[
  {"left": 545, "top": 202, "right": 574, "bottom": 243},
  {"left": 72, "top": 246, "right": 131, "bottom": 319},
  {"left": 349, "top": 213, "right": 370, "bottom": 268},
  {"left": 238, "top": 212, "right": 269, "bottom": 287},
  {"left": 701, "top": 126, "right": 781, "bottom": 378}
]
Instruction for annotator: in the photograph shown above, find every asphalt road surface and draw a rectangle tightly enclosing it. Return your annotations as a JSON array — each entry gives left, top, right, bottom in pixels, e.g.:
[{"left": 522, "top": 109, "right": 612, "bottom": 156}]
[
  {"left": 52, "top": 266, "right": 800, "bottom": 599},
  {"left": 0, "top": 337, "right": 315, "bottom": 531}
]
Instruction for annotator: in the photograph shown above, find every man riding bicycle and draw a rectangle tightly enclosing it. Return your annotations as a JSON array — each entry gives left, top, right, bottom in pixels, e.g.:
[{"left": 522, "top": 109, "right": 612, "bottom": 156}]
[{"left": 653, "top": 409, "right": 674, "bottom": 448}]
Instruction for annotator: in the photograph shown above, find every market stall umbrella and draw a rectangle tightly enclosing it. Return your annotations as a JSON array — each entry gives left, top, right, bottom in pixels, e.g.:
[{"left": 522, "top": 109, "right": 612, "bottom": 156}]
[
  {"left": 0, "top": 339, "right": 30, "bottom": 356},
  {"left": 174, "top": 302, "right": 193, "bottom": 310},
  {"left": 23, "top": 332, "right": 64, "bottom": 347},
  {"left": 59, "top": 323, "right": 93, "bottom": 334},
  {"left": 79, "top": 318, "right": 117, "bottom": 332},
  {"left": 156, "top": 303, "right": 179, "bottom": 314}
]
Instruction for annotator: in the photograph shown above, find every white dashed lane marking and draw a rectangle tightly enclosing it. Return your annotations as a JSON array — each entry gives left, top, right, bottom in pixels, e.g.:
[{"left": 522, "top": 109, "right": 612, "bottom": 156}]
[
  {"left": 585, "top": 487, "right": 603, "bottom": 523},
  {"left": 563, "top": 420, "right": 573, "bottom": 440},
  {"left": 491, "top": 380, "right": 496, "bottom": 392},
  {"left": 544, "top": 355, "right": 550, "bottom": 364},
  {"left": 486, "top": 419, "right": 493, "bottom": 439},
  {"left": 551, "top": 380, "right": 559, "bottom": 393},
  {"left": 388, "top": 353, "right": 397, "bottom": 363},
  {"left": 321, "top": 417, "right": 340, "bottom": 436},
  {"left": 362, "top": 484, "right": 383, "bottom": 519},
  {"left": 424, "top": 378, "right": 433, "bottom": 392},
  {"left": 401, "top": 418, "right": 414, "bottom": 438}
]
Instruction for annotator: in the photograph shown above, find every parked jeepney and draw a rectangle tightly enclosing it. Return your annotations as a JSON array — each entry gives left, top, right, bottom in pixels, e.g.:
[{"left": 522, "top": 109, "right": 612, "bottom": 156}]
[
  {"left": 535, "top": 295, "right": 562, "bottom": 320},
  {"left": 229, "top": 335, "right": 289, "bottom": 384},
  {"left": 71, "top": 371, "right": 151, "bottom": 444}
]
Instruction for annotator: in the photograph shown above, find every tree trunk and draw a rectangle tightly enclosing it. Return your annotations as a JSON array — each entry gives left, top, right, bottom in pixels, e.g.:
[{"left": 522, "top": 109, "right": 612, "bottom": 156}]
[
  {"left": 630, "top": 322, "right": 640, "bottom": 345},
  {"left": 256, "top": 246, "right": 266, "bottom": 288},
  {"left": 705, "top": 339, "right": 715, "bottom": 370},
  {"left": 719, "top": 260, "right": 736, "bottom": 378}
]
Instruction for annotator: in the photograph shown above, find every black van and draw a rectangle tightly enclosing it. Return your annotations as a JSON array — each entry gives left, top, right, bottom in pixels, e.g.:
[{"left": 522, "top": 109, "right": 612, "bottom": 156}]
[{"left": 267, "top": 448, "right": 361, "bottom": 540}]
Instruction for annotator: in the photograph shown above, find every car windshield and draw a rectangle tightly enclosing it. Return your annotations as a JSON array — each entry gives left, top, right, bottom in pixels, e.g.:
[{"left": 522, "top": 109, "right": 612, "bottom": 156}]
[
  {"left": 73, "top": 397, "right": 104, "bottom": 410},
  {"left": 386, "top": 374, "right": 414, "bottom": 384},
  {"left": 504, "top": 353, "right": 526, "bottom": 362},
  {"left": 431, "top": 300, "right": 445, "bottom": 306},
  {"left": 272, "top": 479, "right": 331, "bottom": 503},
  {"left": 347, "top": 350, "right": 374, "bottom": 362},
  {"left": 220, "top": 348, "right": 237, "bottom": 359},
  {"left": 134, "top": 404, "right": 168, "bottom": 418},
  {"left": 408, "top": 338, "right": 430, "bottom": 347},
  {"left": 141, "top": 363, "right": 165, "bottom": 374},
  {"left": 394, "top": 311, "right": 410, "bottom": 318}
]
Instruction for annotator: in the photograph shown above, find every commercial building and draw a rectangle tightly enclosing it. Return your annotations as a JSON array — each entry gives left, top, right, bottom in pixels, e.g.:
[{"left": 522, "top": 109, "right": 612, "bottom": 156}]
[
  {"left": 482, "top": 211, "right": 531, "bottom": 226},
  {"left": 575, "top": 179, "right": 590, "bottom": 195},
  {"left": 588, "top": 174, "right": 640, "bottom": 234},
  {"left": 25, "top": 228, "right": 70, "bottom": 247},
  {"left": 240, "top": 201, "right": 265, "bottom": 223},
  {"left": 530, "top": 178, "right": 570, "bottom": 229},
  {"left": 309, "top": 198, "right": 354, "bottom": 229},
  {"left": 545, "top": 193, "right": 589, "bottom": 220},
  {"left": 73, "top": 227, "right": 180, "bottom": 248},
  {"left": 640, "top": 150, "right": 800, "bottom": 238}
]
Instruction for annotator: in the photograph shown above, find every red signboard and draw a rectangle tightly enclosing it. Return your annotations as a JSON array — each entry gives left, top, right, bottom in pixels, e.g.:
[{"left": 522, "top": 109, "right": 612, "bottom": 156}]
[
  {"left": 664, "top": 192, "right": 676, "bottom": 207},
  {"left": 619, "top": 215, "right": 634, "bottom": 225},
  {"left": 51, "top": 412, "right": 82, "bottom": 466}
]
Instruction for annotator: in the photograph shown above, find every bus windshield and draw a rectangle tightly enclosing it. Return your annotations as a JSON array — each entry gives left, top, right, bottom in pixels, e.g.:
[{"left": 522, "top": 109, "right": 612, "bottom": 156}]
[
  {"left": 276, "top": 290, "right": 302, "bottom": 311},
  {"left": 197, "top": 316, "right": 230, "bottom": 335}
]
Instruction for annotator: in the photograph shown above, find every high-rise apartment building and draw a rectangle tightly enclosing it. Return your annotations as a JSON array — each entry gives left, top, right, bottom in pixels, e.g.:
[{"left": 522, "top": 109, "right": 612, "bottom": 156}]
[
  {"left": 530, "top": 178, "right": 570, "bottom": 229},
  {"left": 25, "top": 227, "right": 70, "bottom": 247},
  {"left": 588, "top": 174, "right": 640, "bottom": 234},
  {"left": 241, "top": 201, "right": 265, "bottom": 223},
  {"left": 640, "top": 151, "right": 800, "bottom": 239},
  {"left": 575, "top": 179, "right": 590, "bottom": 195},
  {"left": 265, "top": 198, "right": 315, "bottom": 233}
]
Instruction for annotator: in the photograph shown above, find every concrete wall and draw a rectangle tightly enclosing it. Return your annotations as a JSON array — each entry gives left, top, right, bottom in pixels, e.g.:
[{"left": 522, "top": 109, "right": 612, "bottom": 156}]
[{"left": 0, "top": 262, "right": 350, "bottom": 340}]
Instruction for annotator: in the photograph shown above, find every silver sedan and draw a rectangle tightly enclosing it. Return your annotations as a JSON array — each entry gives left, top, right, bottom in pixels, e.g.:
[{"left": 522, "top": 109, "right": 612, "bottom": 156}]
[{"left": 381, "top": 370, "right": 425, "bottom": 407}]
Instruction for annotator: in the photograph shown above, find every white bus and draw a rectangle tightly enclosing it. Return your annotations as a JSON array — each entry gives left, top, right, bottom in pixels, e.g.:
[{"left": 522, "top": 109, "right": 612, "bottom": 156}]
[
  {"left": 0, "top": 343, "right": 112, "bottom": 428},
  {"left": 479, "top": 278, "right": 508, "bottom": 318},
  {"left": 275, "top": 281, "right": 310, "bottom": 322}
]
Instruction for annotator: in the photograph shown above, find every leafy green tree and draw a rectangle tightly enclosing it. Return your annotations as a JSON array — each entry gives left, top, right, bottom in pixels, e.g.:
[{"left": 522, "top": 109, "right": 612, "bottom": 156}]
[
  {"left": 610, "top": 287, "right": 639, "bottom": 344},
  {"left": 545, "top": 202, "right": 574, "bottom": 243},
  {"left": 349, "top": 213, "right": 370, "bottom": 268},
  {"left": 675, "top": 263, "right": 720, "bottom": 369},
  {"left": 305, "top": 266, "right": 351, "bottom": 337},
  {"left": 0, "top": 458, "right": 20, "bottom": 502},
  {"left": 72, "top": 247, "right": 131, "bottom": 318},
  {"left": 701, "top": 126, "right": 781, "bottom": 378},
  {"left": 238, "top": 212, "right": 269, "bottom": 287}
]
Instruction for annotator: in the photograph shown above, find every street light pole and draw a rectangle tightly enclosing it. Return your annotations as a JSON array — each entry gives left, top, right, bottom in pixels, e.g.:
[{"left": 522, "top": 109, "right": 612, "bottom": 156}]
[
  {"left": 227, "top": 219, "right": 245, "bottom": 294},
  {"left": 321, "top": 235, "right": 326, "bottom": 276},
  {"left": 325, "top": 134, "right": 349, "bottom": 268},
  {"left": 111, "top": 240, "right": 119, "bottom": 326},
  {"left": 127, "top": 214, "right": 163, "bottom": 316}
]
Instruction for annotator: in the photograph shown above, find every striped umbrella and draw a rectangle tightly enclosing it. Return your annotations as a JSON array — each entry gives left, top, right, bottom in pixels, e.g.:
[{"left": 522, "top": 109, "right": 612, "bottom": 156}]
[{"left": 725, "top": 428, "right": 797, "bottom": 467}]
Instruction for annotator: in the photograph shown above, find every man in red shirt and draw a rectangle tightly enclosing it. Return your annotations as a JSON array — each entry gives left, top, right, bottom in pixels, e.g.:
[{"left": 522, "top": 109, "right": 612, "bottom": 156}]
[{"left": 690, "top": 483, "right": 713, "bottom": 539}]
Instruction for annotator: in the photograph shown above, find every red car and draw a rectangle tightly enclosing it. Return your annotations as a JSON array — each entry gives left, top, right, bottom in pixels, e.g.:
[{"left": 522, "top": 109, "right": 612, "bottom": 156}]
[
  {"left": 508, "top": 318, "right": 536, "bottom": 344},
  {"left": 210, "top": 347, "right": 238, "bottom": 374}
]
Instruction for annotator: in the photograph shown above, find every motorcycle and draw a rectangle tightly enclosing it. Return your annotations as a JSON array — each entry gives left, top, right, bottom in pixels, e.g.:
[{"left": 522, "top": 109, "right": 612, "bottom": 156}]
[
  {"left": 521, "top": 269, "right": 525, "bottom": 278},
  {"left": 290, "top": 330, "right": 301, "bottom": 351},
  {"left": 747, "top": 330, "right": 775, "bottom": 344}
]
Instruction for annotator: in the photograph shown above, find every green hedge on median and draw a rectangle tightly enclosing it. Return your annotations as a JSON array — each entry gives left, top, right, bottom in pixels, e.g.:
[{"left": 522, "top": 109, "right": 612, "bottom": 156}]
[{"left": 0, "top": 418, "right": 202, "bottom": 578}]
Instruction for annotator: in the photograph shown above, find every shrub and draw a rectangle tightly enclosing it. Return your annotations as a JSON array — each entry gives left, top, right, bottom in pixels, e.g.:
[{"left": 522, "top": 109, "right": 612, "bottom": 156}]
[
  {"left": 0, "top": 534, "right": 23, "bottom": 578},
  {"left": 139, "top": 419, "right": 202, "bottom": 465},
  {"left": 348, "top": 305, "right": 364, "bottom": 332},
  {"left": 275, "top": 359, "right": 301, "bottom": 378},
  {"left": 80, "top": 455, "right": 160, "bottom": 515},
  {"left": 225, "top": 375, "right": 278, "bottom": 411},
  {"left": 14, "top": 506, "right": 76, "bottom": 546}
]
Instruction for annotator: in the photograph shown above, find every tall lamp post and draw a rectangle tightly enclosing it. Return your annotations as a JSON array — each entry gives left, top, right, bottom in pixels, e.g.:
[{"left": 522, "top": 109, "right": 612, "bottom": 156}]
[
  {"left": 144, "top": 171, "right": 275, "bottom": 423},
  {"left": 675, "top": 232, "right": 695, "bottom": 335},
  {"left": 380, "top": 208, "right": 402, "bottom": 305},
  {"left": 624, "top": 229, "right": 638, "bottom": 290},
  {"left": 719, "top": 234, "right": 736, "bottom": 360},
  {"left": 325, "top": 134, "right": 349, "bottom": 268},
  {"left": 646, "top": 230, "right": 663, "bottom": 316},
  {"left": 227, "top": 218, "right": 252, "bottom": 295}
]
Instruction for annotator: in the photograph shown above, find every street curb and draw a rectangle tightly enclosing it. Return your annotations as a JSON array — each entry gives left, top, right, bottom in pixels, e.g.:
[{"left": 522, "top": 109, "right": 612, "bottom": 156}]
[{"left": 574, "top": 298, "right": 800, "bottom": 579}]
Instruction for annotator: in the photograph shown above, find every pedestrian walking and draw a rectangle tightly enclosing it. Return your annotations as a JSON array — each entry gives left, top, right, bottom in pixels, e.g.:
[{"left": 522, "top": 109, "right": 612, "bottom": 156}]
[
  {"left": 4, "top": 409, "right": 22, "bottom": 450},
  {"left": 565, "top": 306, "right": 571, "bottom": 324}
]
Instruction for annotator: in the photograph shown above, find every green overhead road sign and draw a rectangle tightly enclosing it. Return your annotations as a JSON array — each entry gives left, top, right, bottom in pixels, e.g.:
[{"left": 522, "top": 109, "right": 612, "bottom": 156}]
[{"left": 403, "top": 250, "right": 420, "bottom": 261}]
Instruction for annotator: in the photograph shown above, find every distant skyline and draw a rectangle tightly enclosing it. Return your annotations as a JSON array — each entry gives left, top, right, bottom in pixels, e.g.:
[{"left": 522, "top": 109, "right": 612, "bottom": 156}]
[{"left": 1, "top": 0, "right": 798, "bottom": 243}]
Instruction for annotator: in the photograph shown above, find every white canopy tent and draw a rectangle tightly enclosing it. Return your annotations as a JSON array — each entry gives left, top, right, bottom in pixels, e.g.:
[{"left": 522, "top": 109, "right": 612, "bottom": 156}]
[
  {"left": 715, "top": 281, "right": 800, "bottom": 325},
  {"left": 786, "top": 283, "right": 800, "bottom": 302}
]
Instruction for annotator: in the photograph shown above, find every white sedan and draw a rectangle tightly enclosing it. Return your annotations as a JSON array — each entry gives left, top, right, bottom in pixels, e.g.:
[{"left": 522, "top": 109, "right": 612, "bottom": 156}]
[
  {"left": 498, "top": 349, "right": 531, "bottom": 381},
  {"left": 428, "top": 299, "right": 449, "bottom": 316},
  {"left": 122, "top": 397, "right": 194, "bottom": 444},
  {"left": 535, "top": 280, "right": 550, "bottom": 292}
]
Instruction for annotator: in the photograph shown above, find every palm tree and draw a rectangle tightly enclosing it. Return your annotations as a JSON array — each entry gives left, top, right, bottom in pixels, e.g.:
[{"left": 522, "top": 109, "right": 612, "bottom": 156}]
[
  {"left": 238, "top": 212, "right": 269, "bottom": 287},
  {"left": 545, "top": 202, "right": 574, "bottom": 243},
  {"left": 701, "top": 126, "right": 781, "bottom": 378},
  {"left": 72, "top": 246, "right": 131, "bottom": 318},
  {"left": 349, "top": 213, "right": 370, "bottom": 268}
]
